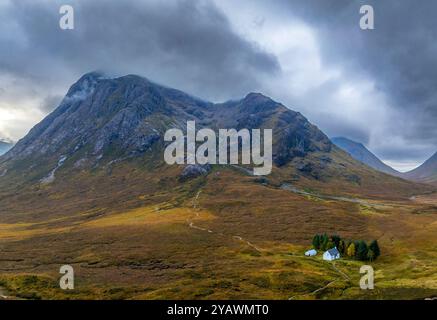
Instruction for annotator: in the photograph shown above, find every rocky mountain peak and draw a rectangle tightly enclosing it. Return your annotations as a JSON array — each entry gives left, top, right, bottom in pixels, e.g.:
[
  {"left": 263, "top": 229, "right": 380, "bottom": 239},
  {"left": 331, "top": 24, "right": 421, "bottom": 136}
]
[
  {"left": 65, "top": 71, "right": 107, "bottom": 99},
  {"left": 240, "top": 92, "right": 283, "bottom": 112},
  {"left": 0, "top": 72, "right": 337, "bottom": 183}
]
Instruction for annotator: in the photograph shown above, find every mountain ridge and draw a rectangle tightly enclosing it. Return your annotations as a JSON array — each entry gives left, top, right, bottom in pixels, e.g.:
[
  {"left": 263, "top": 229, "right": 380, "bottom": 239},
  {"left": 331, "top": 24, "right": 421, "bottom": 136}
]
[
  {"left": 331, "top": 137, "right": 400, "bottom": 176},
  {"left": 403, "top": 151, "right": 437, "bottom": 183},
  {"left": 0, "top": 72, "right": 332, "bottom": 179},
  {"left": 0, "top": 72, "right": 430, "bottom": 200}
]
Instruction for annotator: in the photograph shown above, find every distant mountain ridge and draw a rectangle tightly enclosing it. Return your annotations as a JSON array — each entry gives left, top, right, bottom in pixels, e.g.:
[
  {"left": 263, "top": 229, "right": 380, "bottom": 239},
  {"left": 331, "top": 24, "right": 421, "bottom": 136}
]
[
  {"left": 403, "top": 152, "right": 437, "bottom": 183},
  {"left": 331, "top": 137, "right": 400, "bottom": 176}
]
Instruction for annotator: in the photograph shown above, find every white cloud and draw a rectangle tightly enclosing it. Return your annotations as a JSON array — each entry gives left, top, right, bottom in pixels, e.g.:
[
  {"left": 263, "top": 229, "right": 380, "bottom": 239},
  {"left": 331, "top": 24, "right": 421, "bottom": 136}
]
[{"left": 0, "top": 104, "right": 44, "bottom": 141}]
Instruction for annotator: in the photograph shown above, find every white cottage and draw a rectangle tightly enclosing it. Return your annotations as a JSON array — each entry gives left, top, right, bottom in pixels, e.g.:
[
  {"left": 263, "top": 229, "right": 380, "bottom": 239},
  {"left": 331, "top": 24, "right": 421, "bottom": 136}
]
[
  {"left": 323, "top": 247, "right": 340, "bottom": 261},
  {"left": 305, "top": 249, "right": 317, "bottom": 257}
]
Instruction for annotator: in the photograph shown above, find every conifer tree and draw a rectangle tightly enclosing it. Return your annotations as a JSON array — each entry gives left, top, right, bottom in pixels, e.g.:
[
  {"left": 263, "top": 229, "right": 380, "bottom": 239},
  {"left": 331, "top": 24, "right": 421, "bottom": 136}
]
[
  {"left": 321, "top": 234, "right": 329, "bottom": 251},
  {"left": 354, "top": 241, "right": 360, "bottom": 259},
  {"left": 338, "top": 240, "right": 346, "bottom": 254},
  {"left": 367, "top": 248, "right": 375, "bottom": 262},
  {"left": 369, "top": 240, "right": 380, "bottom": 259},
  {"left": 331, "top": 235, "right": 341, "bottom": 248},
  {"left": 312, "top": 234, "right": 321, "bottom": 249},
  {"left": 357, "top": 240, "right": 368, "bottom": 261}
]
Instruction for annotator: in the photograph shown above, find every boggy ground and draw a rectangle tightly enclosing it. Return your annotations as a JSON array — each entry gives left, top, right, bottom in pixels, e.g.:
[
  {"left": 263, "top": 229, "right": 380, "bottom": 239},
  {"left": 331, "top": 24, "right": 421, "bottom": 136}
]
[{"left": 0, "top": 165, "right": 437, "bottom": 300}]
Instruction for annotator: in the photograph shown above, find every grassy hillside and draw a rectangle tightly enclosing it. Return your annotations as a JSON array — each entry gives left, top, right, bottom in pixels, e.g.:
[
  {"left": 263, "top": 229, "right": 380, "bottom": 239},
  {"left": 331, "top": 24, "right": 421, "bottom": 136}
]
[{"left": 0, "top": 158, "right": 436, "bottom": 300}]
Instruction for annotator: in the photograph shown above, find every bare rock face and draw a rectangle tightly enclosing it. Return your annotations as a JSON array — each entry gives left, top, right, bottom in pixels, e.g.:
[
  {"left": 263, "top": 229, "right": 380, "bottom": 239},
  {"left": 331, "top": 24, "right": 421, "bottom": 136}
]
[
  {"left": 0, "top": 73, "right": 210, "bottom": 177},
  {"left": 0, "top": 72, "right": 334, "bottom": 184},
  {"left": 271, "top": 109, "right": 331, "bottom": 166},
  {"left": 214, "top": 92, "right": 332, "bottom": 167},
  {"left": 180, "top": 164, "right": 211, "bottom": 181}
]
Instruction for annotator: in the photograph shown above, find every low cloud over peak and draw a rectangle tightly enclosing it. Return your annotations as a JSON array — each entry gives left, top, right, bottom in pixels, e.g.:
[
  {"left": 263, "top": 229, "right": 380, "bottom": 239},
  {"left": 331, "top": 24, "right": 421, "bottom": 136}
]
[{"left": 1, "top": 0, "right": 436, "bottom": 170}]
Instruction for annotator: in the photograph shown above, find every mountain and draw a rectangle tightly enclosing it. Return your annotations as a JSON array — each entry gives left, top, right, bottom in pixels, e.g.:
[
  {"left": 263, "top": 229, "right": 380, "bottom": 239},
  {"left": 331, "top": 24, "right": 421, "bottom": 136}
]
[
  {"left": 403, "top": 152, "right": 437, "bottom": 183},
  {"left": 0, "top": 140, "right": 13, "bottom": 156},
  {"left": 0, "top": 72, "right": 332, "bottom": 183},
  {"left": 0, "top": 72, "right": 435, "bottom": 300},
  {"left": 0, "top": 72, "right": 427, "bottom": 199},
  {"left": 331, "top": 137, "right": 400, "bottom": 176}
]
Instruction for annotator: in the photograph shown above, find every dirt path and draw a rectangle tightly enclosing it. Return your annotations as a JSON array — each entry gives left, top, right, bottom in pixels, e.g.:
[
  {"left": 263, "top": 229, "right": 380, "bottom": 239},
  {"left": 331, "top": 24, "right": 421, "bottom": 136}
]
[
  {"left": 332, "top": 261, "right": 350, "bottom": 281},
  {"left": 187, "top": 188, "right": 352, "bottom": 300},
  {"left": 187, "top": 185, "right": 354, "bottom": 300},
  {"left": 288, "top": 279, "right": 339, "bottom": 300},
  {"left": 232, "top": 236, "right": 262, "bottom": 252},
  {"left": 288, "top": 261, "right": 351, "bottom": 300},
  {"left": 187, "top": 189, "right": 262, "bottom": 253}
]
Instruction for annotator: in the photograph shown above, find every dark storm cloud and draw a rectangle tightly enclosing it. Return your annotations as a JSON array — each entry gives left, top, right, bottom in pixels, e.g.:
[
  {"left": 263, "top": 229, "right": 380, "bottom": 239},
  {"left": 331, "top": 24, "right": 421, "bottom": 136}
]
[
  {"left": 1, "top": 0, "right": 437, "bottom": 168},
  {"left": 276, "top": 0, "right": 437, "bottom": 161},
  {"left": 0, "top": 0, "right": 279, "bottom": 105}
]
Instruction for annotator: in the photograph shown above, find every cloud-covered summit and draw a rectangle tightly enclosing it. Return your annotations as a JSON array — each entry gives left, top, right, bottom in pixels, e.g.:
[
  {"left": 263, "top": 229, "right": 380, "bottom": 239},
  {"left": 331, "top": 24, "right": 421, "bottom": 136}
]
[{"left": 0, "top": 0, "right": 436, "bottom": 171}]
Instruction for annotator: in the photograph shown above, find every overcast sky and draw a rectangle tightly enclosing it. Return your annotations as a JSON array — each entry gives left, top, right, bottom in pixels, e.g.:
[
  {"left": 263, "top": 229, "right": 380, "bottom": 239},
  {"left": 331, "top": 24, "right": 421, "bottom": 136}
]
[{"left": 0, "top": 0, "right": 436, "bottom": 171}]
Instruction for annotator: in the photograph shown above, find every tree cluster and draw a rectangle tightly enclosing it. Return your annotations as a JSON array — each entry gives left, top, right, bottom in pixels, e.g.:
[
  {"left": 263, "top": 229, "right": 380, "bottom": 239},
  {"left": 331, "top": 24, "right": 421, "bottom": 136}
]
[{"left": 312, "top": 234, "right": 380, "bottom": 261}]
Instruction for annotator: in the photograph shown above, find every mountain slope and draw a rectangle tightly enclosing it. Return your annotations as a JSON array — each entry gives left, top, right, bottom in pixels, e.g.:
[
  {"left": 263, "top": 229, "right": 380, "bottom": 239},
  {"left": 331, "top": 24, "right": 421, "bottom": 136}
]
[
  {"left": 404, "top": 152, "right": 437, "bottom": 183},
  {"left": 332, "top": 137, "right": 399, "bottom": 176},
  {"left": 0, "top": 73, "right": 429, "bottom": 202}
]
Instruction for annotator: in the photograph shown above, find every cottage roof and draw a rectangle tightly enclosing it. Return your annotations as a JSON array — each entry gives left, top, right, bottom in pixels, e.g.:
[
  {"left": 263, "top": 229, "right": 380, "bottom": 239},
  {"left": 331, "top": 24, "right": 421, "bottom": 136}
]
[{"left": 327, "top": 247, "right": 339, "bottom": 256}]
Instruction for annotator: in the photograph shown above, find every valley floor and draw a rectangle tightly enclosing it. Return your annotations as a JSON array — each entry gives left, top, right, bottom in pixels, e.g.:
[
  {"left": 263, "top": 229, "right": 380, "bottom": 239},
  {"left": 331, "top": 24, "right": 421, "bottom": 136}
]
[{"left": 1, "top": 169, "right": 437, "bottom": 300}]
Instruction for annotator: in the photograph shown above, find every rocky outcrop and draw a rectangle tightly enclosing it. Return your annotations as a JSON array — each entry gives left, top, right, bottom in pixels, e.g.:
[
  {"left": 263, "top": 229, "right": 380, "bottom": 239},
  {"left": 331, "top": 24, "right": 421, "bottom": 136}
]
[{"left": 180, "top": 164, "right": 211, "bottom": 181}]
